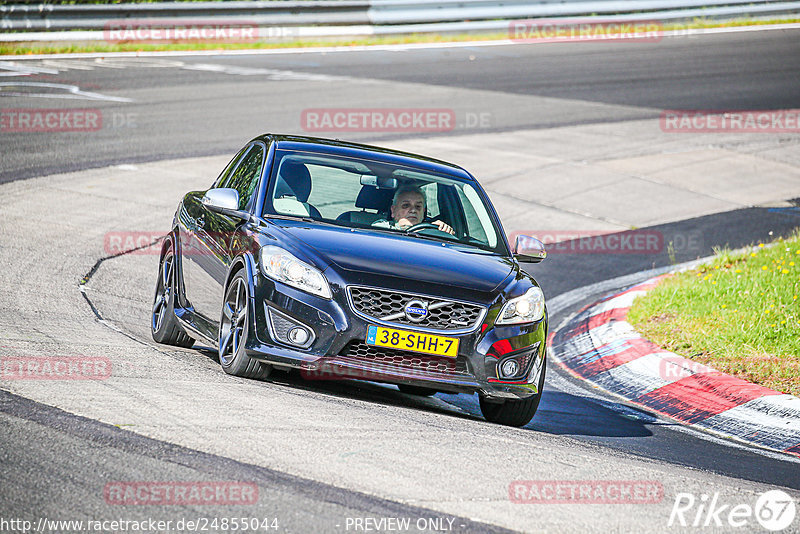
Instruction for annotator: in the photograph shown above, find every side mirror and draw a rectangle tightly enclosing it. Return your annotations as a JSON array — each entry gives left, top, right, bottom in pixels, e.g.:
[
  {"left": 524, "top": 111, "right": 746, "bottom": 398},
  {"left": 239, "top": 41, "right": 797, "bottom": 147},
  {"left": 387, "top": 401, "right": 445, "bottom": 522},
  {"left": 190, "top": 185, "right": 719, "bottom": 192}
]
[
  {"left": 201, "top": 188, "right": 250, "bottom": 220},
  {"left": 513, "top": 235, "right": 547, "bottom": 263}
]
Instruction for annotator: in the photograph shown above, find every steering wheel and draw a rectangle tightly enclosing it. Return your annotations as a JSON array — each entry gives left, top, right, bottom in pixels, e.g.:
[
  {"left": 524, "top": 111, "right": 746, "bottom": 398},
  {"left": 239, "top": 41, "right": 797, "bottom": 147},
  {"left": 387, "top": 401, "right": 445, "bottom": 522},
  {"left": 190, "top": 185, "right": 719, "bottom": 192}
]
[{"left": 405, "top": 222, "right": 440, "bottom": 233}]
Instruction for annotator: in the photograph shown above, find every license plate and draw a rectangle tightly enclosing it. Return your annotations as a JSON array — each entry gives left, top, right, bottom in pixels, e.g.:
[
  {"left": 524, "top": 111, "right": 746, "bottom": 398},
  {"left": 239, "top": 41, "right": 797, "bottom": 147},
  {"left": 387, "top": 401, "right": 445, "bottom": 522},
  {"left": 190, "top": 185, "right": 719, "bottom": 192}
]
[{"left": 366, "top": 325, "right": 459, "bottom": 358}]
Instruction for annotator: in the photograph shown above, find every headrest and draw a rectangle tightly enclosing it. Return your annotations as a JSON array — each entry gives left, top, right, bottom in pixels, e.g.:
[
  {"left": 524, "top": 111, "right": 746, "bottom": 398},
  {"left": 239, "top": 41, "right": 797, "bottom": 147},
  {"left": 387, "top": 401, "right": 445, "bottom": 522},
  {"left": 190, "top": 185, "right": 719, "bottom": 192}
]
[
  {"left": 273, "top": 176, "right": 294, "bottom": 200},
  {"left": 355, "top": 186, "right": 393, "bottom": 211},
  {"left": 277, "top": 161, "right": 312, "bottom": 202}
]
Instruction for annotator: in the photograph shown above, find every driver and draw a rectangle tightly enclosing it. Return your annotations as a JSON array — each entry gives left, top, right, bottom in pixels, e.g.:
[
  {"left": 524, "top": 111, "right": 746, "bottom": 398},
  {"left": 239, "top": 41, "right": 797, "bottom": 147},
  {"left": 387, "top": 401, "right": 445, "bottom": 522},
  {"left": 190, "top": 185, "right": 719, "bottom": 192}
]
[{"left": 372, "top": 186, "right": 454, "bottom": 235}]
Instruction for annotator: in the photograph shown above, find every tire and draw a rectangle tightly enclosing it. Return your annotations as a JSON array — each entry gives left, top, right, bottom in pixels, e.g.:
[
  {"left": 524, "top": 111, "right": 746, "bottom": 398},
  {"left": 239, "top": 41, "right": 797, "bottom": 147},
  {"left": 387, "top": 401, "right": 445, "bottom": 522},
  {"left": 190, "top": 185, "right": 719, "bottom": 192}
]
[
  {"left": 397, "top": 384, "right": 438, "bottom": 396},
  {"left": 479, "top": 362, "right": 546, "bottom": 427},
  {"left": 151, "top": 243, "right": 194, "bottom": 348},
  {"left": 218, "top": 271, "right": 271, "bottom": 380}
]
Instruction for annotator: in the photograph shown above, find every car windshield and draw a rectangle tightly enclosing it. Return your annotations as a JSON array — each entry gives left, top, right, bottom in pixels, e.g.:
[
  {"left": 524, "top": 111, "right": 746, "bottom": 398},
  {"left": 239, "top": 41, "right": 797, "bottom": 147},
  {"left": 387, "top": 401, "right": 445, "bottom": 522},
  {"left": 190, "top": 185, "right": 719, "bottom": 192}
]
[{"left": 262, "top": 149, "right": 508, "bottom": 255}]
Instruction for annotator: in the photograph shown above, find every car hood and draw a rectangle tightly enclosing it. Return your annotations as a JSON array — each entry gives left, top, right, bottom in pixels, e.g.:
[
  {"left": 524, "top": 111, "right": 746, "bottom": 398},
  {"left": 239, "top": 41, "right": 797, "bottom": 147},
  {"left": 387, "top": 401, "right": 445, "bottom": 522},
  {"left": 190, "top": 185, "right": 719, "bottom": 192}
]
[{"left": 272, "top": 221, "right": 514, "bottom": 294}]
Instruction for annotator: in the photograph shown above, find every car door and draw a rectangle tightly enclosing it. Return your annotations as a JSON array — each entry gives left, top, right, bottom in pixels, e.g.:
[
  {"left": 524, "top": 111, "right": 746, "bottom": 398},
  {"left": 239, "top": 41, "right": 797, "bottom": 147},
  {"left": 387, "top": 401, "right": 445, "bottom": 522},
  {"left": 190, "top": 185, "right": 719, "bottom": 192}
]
[
  {"left": 193, "top": 142, "right": 266, "bottom": 333},
  {"left": 180, "top": 145, "right": 249, "bottom": 336}
]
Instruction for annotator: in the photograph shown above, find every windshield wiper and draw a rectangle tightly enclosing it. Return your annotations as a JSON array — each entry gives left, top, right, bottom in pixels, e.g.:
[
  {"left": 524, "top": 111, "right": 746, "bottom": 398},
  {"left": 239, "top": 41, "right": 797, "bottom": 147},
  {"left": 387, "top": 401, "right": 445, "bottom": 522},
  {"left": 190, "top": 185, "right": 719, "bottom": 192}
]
[
  {"left": 401, "top": 230, "right": 463, "bottom": 246},
  {"left": 452, "top": 246, "right": 495, "bottom": 255},
  {"left": 266, "top": 214, "right": 341, "bottom": 228},
  {"left": 401, "top": 230, "right": 442, "bottom": 241}
]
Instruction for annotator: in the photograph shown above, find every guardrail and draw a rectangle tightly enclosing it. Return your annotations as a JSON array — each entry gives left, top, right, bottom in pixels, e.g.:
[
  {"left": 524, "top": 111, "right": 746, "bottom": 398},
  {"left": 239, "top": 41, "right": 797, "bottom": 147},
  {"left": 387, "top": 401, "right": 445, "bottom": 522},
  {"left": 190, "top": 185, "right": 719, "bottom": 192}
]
[
  {"left": 0, "top": 2, "right": 370, "bottom": 31},
  {"left": 1, "top": 0, "right": 798, "bottom": 40},
  {"left": 369, "top": 0, "right": 800, "bottom": 24}
]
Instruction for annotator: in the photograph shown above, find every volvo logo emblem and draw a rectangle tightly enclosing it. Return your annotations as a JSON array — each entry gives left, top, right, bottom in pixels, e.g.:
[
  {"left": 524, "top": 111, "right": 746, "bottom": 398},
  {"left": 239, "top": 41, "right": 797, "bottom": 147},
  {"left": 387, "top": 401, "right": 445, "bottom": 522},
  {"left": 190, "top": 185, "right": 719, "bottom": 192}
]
[{"left": 404, "top": 299, "right": 429, "bottom": 323}]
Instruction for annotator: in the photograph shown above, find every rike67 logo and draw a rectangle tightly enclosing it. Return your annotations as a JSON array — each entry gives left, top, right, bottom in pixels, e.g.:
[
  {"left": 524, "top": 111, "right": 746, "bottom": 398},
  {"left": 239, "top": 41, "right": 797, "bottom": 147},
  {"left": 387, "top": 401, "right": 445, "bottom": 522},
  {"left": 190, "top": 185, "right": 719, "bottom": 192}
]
[{"left": 669, "top": 490, "right": 797, "bottom": 531}]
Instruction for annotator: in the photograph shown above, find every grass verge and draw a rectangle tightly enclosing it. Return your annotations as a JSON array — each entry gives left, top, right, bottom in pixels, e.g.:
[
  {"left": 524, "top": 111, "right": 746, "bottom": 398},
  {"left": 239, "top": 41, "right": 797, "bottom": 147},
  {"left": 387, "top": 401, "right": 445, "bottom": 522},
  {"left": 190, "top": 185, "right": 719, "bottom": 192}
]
[
  {"left": 0, "top": 32, "right": 506, "bottom": 56},
  {"left": 1, "top": 17, "right": 798, "bottom": 56},
  {"left": 628, "top": 231, "right": 800, "bottom": 396}
]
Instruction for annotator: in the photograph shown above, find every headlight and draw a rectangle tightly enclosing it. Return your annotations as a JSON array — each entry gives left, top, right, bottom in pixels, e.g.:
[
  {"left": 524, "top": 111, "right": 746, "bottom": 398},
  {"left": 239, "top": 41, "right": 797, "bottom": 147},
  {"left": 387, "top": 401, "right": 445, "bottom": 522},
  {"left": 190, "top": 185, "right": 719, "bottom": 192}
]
[
  {"left": 259, "top": 246, "right": 331, "bottom": 299},
  {"left": 496, "top": 287, "right": 545, "bottom": 325}
]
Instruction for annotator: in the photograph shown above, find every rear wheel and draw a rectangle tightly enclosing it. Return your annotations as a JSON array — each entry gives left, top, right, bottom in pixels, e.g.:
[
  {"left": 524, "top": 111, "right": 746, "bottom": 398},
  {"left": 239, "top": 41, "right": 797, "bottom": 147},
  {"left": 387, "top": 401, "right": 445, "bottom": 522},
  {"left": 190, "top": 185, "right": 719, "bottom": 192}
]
[
  {"left": 479, "top": 363, "right": 546, "bottom": 427},
  {"left": 397, "top": 384, "right": 437, "bottom": 396},
  {"left": 151, "top": 244, "right": 194, "bottom": 348},
  {"left": 218, "top": 271, "right": 271, "bottom": 380}
]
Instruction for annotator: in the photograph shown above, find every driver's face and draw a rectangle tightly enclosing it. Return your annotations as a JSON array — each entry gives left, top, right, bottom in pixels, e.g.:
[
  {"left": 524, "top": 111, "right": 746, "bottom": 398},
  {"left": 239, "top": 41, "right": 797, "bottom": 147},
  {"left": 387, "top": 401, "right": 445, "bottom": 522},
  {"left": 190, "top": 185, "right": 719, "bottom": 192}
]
[{"left": 391, "top": 191, "right": 425, "bottom": 226}]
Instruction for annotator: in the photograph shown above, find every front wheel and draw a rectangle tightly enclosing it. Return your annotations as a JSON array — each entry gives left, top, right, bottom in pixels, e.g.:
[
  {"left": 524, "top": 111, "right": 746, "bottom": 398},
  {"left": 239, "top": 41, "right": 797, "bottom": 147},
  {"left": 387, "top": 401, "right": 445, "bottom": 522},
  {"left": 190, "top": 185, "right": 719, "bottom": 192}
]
[
  {"left": 479, "top": 363, "right": 546, "bottom": 427},
  {"left": 218, "top": 271, "right": 271, "bottom": 380}
]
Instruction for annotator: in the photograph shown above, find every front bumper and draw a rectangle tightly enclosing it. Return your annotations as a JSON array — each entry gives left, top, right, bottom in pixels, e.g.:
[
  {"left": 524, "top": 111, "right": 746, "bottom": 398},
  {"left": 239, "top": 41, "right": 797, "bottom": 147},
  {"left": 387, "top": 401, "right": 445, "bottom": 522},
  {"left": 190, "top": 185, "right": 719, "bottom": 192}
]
[{"left": 244, "top": 274, "right": 547, "bottom": 400}]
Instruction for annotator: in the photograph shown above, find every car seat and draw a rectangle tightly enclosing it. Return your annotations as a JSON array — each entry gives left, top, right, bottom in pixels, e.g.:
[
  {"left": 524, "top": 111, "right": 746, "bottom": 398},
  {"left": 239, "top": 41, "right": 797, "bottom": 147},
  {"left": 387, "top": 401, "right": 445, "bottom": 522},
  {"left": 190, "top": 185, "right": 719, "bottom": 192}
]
[
  {"left": 336, "top": 185, "right": 394, "bottom": 225},
  {"left": 273, "top": 161, "right": 322, "bottom": 218}
]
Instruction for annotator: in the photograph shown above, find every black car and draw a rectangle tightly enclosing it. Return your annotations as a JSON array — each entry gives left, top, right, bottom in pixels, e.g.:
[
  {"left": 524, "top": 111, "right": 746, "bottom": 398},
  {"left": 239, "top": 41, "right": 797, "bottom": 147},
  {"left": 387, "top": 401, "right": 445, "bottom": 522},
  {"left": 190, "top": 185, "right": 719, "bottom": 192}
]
[{"left": 152, "top": 135, "right": 548, "bottom": 426}]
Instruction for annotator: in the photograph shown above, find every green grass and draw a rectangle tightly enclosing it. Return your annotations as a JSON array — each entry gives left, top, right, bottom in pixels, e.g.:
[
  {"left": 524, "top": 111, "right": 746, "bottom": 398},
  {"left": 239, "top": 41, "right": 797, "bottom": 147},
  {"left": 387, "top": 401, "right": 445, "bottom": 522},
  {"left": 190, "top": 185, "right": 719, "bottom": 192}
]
[
  {"left": 628, "top": 232, "right": 800, "bottom": 396},
  {"left": 0, "top": 33, "right": 508, "bottom": 56},
  {"left": 1, "top": 17, "right": 797, "bottom": 56}
]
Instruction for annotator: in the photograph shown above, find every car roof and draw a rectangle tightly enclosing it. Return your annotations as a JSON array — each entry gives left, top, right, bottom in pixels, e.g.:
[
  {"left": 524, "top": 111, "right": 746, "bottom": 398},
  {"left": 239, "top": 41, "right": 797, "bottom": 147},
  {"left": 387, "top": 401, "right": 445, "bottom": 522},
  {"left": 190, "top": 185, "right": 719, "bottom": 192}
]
[{"left": 251, "top": 134, "right": 475, "bottom": 182}]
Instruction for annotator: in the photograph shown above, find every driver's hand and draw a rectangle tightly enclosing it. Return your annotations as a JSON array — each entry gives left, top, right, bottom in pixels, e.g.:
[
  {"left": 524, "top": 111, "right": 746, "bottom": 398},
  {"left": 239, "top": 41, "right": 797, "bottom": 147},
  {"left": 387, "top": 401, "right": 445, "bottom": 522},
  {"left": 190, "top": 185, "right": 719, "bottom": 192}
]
[
  {"left": 396, "top": 218, "right": 414, "bottom": 229},
  {"left": 433, "top": 220, "right": 455, "bottom": 235}
]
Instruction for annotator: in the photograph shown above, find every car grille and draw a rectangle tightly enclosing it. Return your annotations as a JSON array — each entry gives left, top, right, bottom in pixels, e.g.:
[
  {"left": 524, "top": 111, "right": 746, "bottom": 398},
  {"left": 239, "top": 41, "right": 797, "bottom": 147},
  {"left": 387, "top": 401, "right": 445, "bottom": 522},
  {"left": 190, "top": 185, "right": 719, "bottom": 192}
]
[
  {"left": 338, "top": 341, "right": 470, "bottom": 376},
  {"left": 348, "top": 286, "right": 485, "bottom": 331}
]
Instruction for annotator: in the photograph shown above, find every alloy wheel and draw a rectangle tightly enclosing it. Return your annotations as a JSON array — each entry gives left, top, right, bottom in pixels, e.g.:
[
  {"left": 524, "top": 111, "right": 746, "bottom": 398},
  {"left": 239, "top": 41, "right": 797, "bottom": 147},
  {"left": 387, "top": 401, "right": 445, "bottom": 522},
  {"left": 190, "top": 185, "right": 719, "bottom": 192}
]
[
  {"left": 152, "top": 253, "right": 174, "bottom": 333},
  {"left": 219, "top": 277, "right": 247, "bottom": 365}
]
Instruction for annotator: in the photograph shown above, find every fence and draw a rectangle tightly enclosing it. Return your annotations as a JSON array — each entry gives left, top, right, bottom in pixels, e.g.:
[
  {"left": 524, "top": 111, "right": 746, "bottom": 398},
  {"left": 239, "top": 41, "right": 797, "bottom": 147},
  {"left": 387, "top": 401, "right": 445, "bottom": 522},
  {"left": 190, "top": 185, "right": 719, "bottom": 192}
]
[{"left": 2, "top": 0, "right": 799, "bottom": 40}]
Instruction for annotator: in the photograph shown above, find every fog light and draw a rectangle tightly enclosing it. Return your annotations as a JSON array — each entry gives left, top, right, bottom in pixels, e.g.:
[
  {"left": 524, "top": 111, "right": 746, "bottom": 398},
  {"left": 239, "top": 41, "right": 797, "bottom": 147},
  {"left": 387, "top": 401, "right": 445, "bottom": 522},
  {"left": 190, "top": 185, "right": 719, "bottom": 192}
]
[
  {"left": 500, "top": 359, "right": 520, "bottom": 378},
  {"left": 267, "top": 306, "right": 315, "bottom": 349},
  {"left": 287, "top": 327, "right": 310, "bottom": 346}
]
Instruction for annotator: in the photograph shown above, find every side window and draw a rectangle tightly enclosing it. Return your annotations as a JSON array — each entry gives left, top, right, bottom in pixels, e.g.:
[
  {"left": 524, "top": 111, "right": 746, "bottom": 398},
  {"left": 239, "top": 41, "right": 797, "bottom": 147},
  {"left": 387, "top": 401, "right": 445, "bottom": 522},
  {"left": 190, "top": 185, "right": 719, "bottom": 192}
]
[
  {"left": 214, "top": 145, "right": 249, "bottom": 188},
  {"left": 421, "top": 183, "right": 439, "bottom": 219},
  {"left": 456, "top": 185, "right": 492, "bottom": 246},
  {"left": 226, "top": 144, "right": 265, "bottom": 211},
  {"left": 305, "top": 164, "right": 362, "bottom": 218}
]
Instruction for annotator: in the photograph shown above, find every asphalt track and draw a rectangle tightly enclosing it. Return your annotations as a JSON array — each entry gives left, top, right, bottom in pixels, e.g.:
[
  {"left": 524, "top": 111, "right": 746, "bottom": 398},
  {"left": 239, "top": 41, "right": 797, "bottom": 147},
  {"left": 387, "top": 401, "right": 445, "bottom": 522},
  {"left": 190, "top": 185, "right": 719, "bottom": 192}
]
[
  {"left": 1, "top": 28, "right": 800, "bottom": 533},
  {"left": 2, "top": 29, "right": 799, "bottom": 182}
]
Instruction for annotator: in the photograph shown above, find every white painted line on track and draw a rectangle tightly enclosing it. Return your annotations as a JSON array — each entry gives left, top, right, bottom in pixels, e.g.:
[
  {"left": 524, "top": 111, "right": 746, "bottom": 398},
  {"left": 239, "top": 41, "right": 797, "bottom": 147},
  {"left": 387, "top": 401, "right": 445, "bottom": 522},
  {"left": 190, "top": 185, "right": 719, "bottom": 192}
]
[
  {"left": 180, "top": 62, "right": 349, "bottom": 81},
  {"left": 40, "top": 59, "right": 97, "bottom": 71},
  {"left": 585, "top": 291, "right": 648, "bottom": 318},
  {"left": 0, "top": 82, "right": 133, "bottom": 102},
  {"left": 0, "top": 57, "right": 364, "bottom": 83},
  {"left": 1, "top": 22, "right": 799, "bottom": 61},
  {"left": 0, "top": 61, "right": 59, "bottom": 76},
  {"left": 589, "top": 351, "right": 675, "bottom": 397}
]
